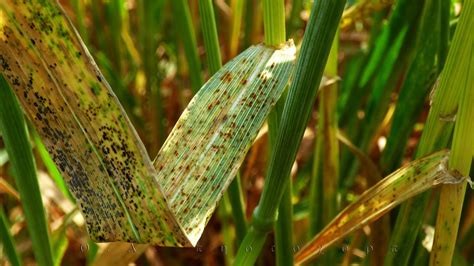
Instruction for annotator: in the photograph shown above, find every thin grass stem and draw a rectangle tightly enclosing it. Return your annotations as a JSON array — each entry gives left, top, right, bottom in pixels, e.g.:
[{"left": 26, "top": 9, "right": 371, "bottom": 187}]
[
  {"left": 171, "top": 0, "right": 203, "bottom": 93},
  {"left": 0, "top": 209, "right": 21, "bottom": 266},
  {"left": 0, "top": 75, "right": 54, "bottom": 266}
]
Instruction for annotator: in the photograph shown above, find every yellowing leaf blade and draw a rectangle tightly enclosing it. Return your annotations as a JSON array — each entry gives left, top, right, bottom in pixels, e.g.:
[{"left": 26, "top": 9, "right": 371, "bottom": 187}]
[
  {"left": 0, "top": 0, "right": 186, "bottom": 246},
  {"left": 0, "top": 0, "right": 296, "bottom": 247},
  {"left": 295, "top": 150, "right": 464, "bottom": 264}
]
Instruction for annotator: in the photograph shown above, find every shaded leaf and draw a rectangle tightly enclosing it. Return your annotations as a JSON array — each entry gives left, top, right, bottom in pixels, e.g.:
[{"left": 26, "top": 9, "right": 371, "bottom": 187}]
[{"left": 0, "top": 208, "right": 22, "bottom": 266}]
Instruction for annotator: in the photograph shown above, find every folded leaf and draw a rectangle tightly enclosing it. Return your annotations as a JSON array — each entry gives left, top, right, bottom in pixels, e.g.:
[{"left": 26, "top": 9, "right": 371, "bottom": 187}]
[
  {"left": 0, "top": 0, "right": 295, "bottom": 246},
  {"left": 295, "top": 150, "right": 465, "bottom": 264}
]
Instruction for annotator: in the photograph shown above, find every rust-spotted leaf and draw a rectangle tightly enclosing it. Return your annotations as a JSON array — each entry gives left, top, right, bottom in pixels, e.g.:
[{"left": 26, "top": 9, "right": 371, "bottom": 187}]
[
  {"left": 0, "top": 0, "right": 295, "bottom": 247},
  {"left": 295, "top": 150, "right": 466, "bottom": 265},
  {"left": 154, "top": 41, "right": 295, "bottom": 244},
  {"left": 0, "top": 0, "right": 185, "bottom": 246}
]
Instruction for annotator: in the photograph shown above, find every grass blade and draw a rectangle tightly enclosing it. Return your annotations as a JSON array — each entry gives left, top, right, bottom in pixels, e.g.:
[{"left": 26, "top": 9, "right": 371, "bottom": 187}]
[
  {"left": 295, "top": 150, "right": 465, "bottom": 264},
  {"left": 0, "top": 74, "right": 53, "bottom": 266},
  {"left": 234, "top": 1, "right": 346, "bottom": 264},
  {"left": 386, "top": 2, "right": 468, "bottom": 263},
  {"left": 0, "top": 208, "right": 21, "bottom": 266},
  {"left": 0, "top": 0, "right": 295, "bottom": 247},
  {"left": 199, "top": 0, "right": 223, "bottom": 75},
  {"left": 338, "top": 0, "right": 423, "bottom": 127},
  {"left": 380, "top": 0, "right": 444, "bottom": 175},
  {"left": 171, "top": 0, "right": 203, "bottom": 93},
  {"left": 229, "top": 0, "right": 245, "bottom": 58},
  {"left": 199, "top": 0, "right": 248, "bottom": 246}
]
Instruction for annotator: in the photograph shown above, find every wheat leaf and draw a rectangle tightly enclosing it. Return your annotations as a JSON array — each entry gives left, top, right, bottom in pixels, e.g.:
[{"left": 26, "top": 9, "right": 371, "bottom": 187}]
[
  {"left": 295, "top": 150, "right": 466, "bottom": 264},
  {"left": 0, "top": 0, "right": 295, "bottom": 246}
]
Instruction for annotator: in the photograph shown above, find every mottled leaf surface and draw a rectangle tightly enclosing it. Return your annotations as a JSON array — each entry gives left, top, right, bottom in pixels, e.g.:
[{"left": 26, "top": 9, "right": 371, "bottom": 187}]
[
  {"left": 0, "top": 0, "right": 185, "bottom": 246},
  {"left": 295, "top": 150, "right": 465, "bottom": 264},
  {"left": 0, "top": 0, "right": 295, "bottom": 246},
  {"left": 154, "top": 42, "right": 295, "bottom": 244}
]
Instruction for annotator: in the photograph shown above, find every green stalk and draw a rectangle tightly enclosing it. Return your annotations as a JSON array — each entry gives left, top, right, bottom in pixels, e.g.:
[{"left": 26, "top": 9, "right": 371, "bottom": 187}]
[
  {"left": 269, "top": 90, "right": 293, "bottom": 266},
  {"left": 234, "top": 1, "right": 346, "bottom": 264},
  {"left": 218, "top": 195, "right": 235, "bottom": 265},
  {"left": 263, "top": 0, "right": 286, "bottom": 46},
  {"left": 430, "top": 2, "right": 474, "bottom": 264},
  {"left": 438, "top": 0, "right": 450, "bottom": 71},
  {"left": 229, "top": 0, "right": 246, "bottom": 58},
  {"left": 199, "top": 0, "right": 223, "bottom": 74},
  {"left": 268, "top": 92, "right": 295, "bottom": 266},
  {"left": 321, "top": 32, "right": 339, "bottom": 227},
  {"left": 263, "top": 0, "right": 293, "bottom": 265},
  {"left": 137, "top": 0, "right": 166, "bottom": 152},
  {"left": 386, "top": 1, "right": 469, "bottom": 264},
  {"left": 0, "top": 209, "right": 21, "bottom": 266},
  {"left": 0, "top": 75, "right": 54, "bottom": 266},
  {"left": 275, "top": 182, "right": 294, "bottom": 266},
  {"left": 90, "top": 0, "right": 106, "bottom": 50},
  {"left": 171, "top": 0, "right": 203, "bottom": 93},
  {"left": 309, "top": 131, "right": 323, "bottom": 235},
  {"left": 105, "top": 0, "right": 124, "bottom": 73},
  {"left": 243, "top": 0, "right": 255, "bottom": 48},
  {"left": 288, "top": 0, "right": 303, "bottom": 37}
]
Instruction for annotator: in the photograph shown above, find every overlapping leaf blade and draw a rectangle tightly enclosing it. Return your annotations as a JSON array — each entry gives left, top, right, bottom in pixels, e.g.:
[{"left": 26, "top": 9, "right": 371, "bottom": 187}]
[
  {"left": 0, "top": 0, "right": 295, "bottom": 247},
  {"left": 154, "top": 42, "right": 295, "bottom": 244},
  {"left": 295, "top": 150, "right": 465, "bottom": 264}
]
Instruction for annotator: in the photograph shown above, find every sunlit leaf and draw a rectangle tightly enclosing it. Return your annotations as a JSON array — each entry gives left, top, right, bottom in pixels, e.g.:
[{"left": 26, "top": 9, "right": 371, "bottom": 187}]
[
  {"left": 153, "top": 42, "right": 295, "bottom": 243},
  {"left": 0, "top": 0, "right": 295, "bottom": 246},
  {"left": 295, "top": 150, "right": 466, "bottom": 264}
]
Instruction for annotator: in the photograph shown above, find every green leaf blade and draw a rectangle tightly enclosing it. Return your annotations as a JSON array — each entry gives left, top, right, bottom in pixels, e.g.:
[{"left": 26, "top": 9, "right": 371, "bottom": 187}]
[
  {"left": 0, "top": 75, "right": 53, "bottom": 266},
  {"left": 0, "top": 209, "right": 22, "bottom": 266},
  {"left": 154, "top": 41, "right": 296, "bottom": 245},
  {"left": 0, "top": 0, "right": 296, "bottom": 248}
]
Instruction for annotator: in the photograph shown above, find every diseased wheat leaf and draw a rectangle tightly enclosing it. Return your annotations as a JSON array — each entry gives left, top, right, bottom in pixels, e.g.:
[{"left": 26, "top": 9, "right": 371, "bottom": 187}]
[
  {"left": 0, "top": 0, "right": 295, "bottom": 246},
  {"left": 0, "top": 0, "right": 184, "bottom": 246},
  {"left": 154, "top": 42, "right": 295, "bottom": 244},
  {"left": 295, "top": 150, "right": 466, "bottom": 265}
]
